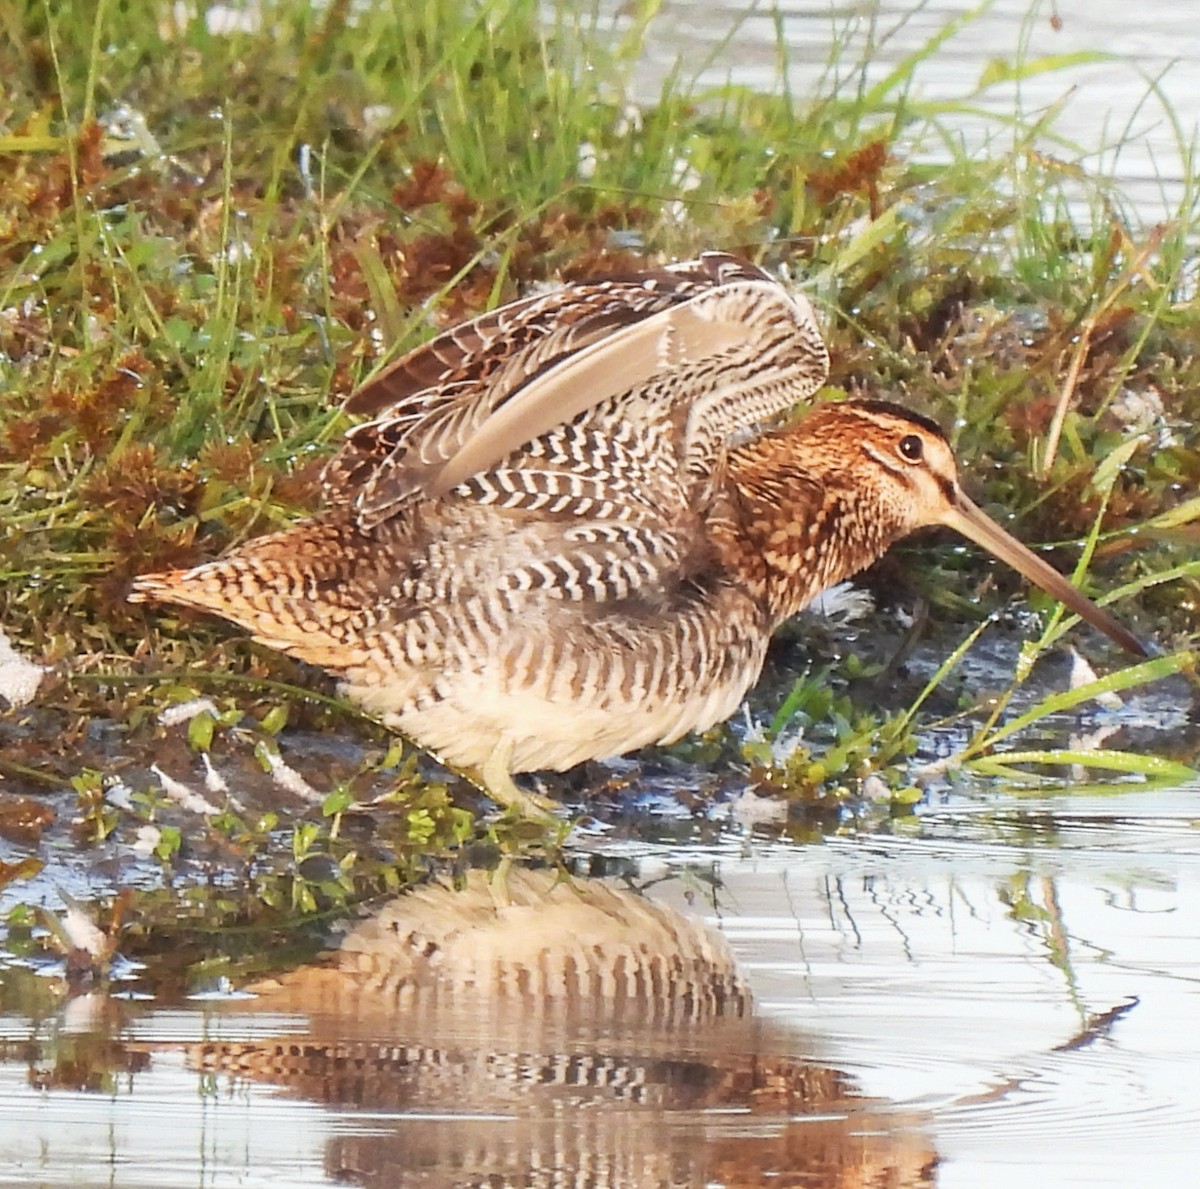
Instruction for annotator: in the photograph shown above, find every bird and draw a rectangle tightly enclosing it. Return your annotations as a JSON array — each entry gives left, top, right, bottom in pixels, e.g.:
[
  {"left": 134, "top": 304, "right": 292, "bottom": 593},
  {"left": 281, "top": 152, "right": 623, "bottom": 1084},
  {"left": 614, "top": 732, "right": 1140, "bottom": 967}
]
[{"left": 130, "top": 253, "right": 1145, "bottom": 813}]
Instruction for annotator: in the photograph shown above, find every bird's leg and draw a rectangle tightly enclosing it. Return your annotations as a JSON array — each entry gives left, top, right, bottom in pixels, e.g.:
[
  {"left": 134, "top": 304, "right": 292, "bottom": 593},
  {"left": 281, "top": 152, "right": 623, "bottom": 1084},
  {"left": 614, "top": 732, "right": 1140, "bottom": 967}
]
[
  {"left": 474, "top": 739, "right": 562, "bottom": 911},
  {"left": 474, "top": 738, "right": 560, "bottom": 821}
]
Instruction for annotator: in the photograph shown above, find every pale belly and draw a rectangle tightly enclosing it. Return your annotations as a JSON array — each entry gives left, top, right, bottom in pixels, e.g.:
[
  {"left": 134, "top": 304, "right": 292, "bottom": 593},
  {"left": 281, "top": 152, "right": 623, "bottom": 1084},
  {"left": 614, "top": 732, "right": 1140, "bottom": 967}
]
[{"left": 340, "top": 637, "right": 767, "bottom": 774}]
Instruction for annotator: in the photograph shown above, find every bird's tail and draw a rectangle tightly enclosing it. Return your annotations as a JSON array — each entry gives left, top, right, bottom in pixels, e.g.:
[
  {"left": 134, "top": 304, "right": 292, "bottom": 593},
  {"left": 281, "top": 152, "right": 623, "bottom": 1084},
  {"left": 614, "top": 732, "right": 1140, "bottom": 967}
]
[{"left": 128, "top": 519, "right": 367, "bottom": 669}]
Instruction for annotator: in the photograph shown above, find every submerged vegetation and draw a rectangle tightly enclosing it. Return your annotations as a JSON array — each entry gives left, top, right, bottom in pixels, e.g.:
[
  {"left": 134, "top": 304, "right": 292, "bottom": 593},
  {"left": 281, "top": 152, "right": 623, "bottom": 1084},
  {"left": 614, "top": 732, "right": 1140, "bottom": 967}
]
[{"left": 2, "top": 0, "right": 1200, "bottom": 942}]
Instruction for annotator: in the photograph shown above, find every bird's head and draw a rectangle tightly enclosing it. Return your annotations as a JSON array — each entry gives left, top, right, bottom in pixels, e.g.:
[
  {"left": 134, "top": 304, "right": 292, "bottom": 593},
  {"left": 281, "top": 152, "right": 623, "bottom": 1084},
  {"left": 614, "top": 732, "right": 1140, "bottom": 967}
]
[{"left": 760, "top": 400, "right": 1146, "bottom": 656}]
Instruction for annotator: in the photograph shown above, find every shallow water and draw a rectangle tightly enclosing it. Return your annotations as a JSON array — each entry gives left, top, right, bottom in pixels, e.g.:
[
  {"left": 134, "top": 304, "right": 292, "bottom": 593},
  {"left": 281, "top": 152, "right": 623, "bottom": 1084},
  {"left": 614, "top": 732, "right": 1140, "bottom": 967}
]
[
  {"left": 613, "top": 0, "right": 1200, "bottom": 222},
  {"left": 3, "top": 781, "right": 1199, "bottom": 1187}
]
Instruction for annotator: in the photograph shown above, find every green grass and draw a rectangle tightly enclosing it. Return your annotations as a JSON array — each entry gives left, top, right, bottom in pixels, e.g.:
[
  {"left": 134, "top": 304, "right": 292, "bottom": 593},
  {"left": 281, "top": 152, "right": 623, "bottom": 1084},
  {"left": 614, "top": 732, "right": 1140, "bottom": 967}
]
[{"left": 2, "top": 0, "right": 1199, "bottom": 805}]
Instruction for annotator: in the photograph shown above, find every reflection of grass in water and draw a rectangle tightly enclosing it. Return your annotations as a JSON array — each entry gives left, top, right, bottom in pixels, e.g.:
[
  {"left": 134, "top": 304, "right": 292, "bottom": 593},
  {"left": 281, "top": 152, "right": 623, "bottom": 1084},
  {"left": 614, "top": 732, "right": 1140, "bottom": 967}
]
[
  {"left": 999, "top": 869, "right": 1089, "bottom": 1021},
  {"left": 1, "top": 0, "right": 1198, "bottom": 830},
  {"left": 998, "top": 870, "right": 1147, "bottom": 1043}
]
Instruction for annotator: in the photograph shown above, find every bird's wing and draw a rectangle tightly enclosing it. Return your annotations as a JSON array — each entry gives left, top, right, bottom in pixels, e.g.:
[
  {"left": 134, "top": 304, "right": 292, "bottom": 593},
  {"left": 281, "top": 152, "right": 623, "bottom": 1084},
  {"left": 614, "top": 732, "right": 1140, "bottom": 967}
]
[{"left": 325, "top": 253, "right": 829, "bottom": 529}]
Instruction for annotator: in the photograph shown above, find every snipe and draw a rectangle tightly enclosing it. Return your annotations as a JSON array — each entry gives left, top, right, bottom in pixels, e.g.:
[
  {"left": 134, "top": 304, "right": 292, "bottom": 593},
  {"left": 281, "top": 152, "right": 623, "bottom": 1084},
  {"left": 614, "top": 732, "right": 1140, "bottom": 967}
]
[{"left": 130, "top": 253, "right": 1144, "bottom": 812}]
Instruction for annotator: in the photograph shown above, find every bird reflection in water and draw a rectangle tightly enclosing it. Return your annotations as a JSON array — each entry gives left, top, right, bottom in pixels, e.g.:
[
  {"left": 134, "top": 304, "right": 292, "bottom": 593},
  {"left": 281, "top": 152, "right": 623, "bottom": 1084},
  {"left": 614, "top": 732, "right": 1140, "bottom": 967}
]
[{"left": 174, "top": 868, "right": 938, "bottom": 1188}]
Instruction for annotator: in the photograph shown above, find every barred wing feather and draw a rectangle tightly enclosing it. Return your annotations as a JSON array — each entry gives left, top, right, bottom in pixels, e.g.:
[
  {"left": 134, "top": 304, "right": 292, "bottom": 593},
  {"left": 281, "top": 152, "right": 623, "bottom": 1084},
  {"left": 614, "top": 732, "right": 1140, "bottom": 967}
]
[{"left": 324, "top": 254, "right": 828, "bottom": 529}]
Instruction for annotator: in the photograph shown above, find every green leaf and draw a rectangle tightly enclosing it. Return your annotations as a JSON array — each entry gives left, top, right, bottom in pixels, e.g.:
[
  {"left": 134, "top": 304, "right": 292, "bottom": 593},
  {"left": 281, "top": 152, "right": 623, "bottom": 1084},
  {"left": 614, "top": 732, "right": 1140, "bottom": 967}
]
[
  {"left": 291, "top": 821, "right": 320, "bottom": 861},
  {"left": 817, "top": 205, "right": 903, "bottom": 282},
  {"left": 353, "top": 241, "right": 408, "bottom": 348},
  {"left": 322, "top": 785, "right": 354, "bottom": 816},
  {"left": 406, "top": 809, "right": 435, "bottom": 845},
  {"left": 154, "top": 826, "right": 183, "bottom": 861},
  {"left": 375, "top": 739, "right": 406, "bottom": 771},
  {"left": 187, "top": 710, "right": 215, "bottom": 753},
  {"left": 259, "top": 704, "right": 289, "bottom": 735},
  {"left": 1090, "top": 434, "right": 1144, "bottom": 496},
  {"left": 979, "top": 650, "right": 1196, "bottom": 751},
  {"left": 967, "top": 748, "right": 1197, "bottom": 781},
  {"left": 978, "top": 51, "right": 1115, "bottom": 91},
  {"left": 162, "top": 315, "right": 194, "bottom": 350},
  {"left": 0, "top": 134, "right": 67, "bottom": 152}
]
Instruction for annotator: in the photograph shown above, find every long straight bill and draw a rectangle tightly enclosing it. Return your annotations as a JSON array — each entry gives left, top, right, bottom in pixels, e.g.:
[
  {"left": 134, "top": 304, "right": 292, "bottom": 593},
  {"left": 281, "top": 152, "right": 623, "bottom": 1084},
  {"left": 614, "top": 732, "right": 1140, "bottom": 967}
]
[{"left": 939, "top": 493, "right": 1147, "bottom": 658}]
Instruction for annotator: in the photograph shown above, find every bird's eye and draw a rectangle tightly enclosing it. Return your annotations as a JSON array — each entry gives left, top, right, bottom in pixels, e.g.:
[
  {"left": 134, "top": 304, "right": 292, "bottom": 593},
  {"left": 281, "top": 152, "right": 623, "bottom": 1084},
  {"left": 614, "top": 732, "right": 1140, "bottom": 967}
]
[{"left": 898, "top": 434, "right": 924, "bottom": 463}]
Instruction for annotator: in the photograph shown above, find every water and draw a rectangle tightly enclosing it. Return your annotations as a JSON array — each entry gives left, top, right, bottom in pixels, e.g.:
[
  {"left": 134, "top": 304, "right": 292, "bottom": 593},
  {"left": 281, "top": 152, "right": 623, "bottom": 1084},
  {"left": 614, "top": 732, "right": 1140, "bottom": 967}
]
[
  {"left": 3, "top": 785, "right": 1200, "bottom": 1186},
  {"left": 614, "top": 0, "right": 1200, "bottom": 221}
]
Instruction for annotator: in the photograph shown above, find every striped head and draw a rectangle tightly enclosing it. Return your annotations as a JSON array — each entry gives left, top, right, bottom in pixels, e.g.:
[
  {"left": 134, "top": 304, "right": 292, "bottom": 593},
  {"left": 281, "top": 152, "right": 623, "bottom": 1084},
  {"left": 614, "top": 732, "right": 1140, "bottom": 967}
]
[{"left": 734, "top": 400, "right": 1144, "bottom": 656}]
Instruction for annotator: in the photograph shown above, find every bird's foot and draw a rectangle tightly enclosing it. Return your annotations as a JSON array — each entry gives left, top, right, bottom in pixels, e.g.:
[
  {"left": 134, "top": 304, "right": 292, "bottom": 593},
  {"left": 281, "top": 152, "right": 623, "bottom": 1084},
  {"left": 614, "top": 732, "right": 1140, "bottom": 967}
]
[{"left": 475, "top": 741, "right": 560, "bottom": 823}]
